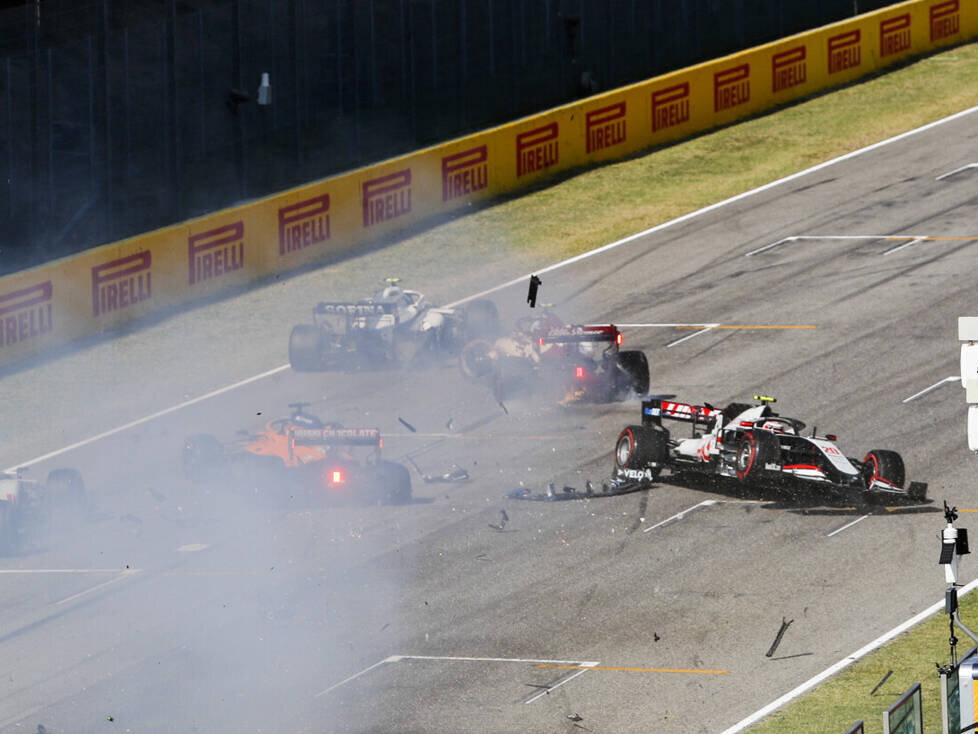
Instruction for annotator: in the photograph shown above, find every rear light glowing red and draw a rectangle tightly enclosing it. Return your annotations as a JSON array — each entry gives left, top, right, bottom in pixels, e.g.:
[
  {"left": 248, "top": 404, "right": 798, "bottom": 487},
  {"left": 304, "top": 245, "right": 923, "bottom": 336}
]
[
  {"left": 538, "top": 337, "right": 545, "bottom": 347},
  {"left": 825, "top": 434, "right": 836, "bottom": 441},
  {"left": 575, "top": 366, "right": 585, "bottom": 379},
  {"left": 328, "top": 469, "right": 344, "bottom": 485},
  {"left": 616, "top": 333, "right": 623, "bottom": 345},
  {"left": 739, "top": 421, "right": 752, "bottom": 427},
  {"left": 379, "top": 438, "right": 383, "bottom": 448}
]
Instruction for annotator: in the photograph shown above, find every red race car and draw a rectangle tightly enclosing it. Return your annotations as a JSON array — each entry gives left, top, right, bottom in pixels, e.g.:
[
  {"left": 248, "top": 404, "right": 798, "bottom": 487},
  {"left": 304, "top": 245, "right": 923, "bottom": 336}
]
[
  {"left": 182, "top": 403, "right": 411, "bottom": 505},
  {"left": 459, "top": 310, "right": 649, "bottom": 402}
]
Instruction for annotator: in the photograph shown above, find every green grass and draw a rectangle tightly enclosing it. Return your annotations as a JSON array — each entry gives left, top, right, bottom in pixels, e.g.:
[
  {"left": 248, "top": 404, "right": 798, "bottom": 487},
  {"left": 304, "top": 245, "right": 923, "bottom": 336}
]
[{"left": 393, "top": 43, "right": 978, "bottom": 267}]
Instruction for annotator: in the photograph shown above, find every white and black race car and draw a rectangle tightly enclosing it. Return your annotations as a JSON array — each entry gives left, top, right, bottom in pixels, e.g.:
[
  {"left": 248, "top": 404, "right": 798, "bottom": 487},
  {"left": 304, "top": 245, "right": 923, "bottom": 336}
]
[
  {"left": 612, "top": 396, "right": 927, "bottom": 503},
  {"left": 289, "top": 278, "right": 498, "bottom": 370},
  {"left": 0, "top": 467, "right": 87, "bottom": 554}
]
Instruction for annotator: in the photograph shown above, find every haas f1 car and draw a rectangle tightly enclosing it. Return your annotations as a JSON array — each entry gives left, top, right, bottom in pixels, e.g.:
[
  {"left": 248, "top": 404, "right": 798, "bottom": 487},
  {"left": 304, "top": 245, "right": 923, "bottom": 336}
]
[
  {"left": 613, "top": 396, "right": 927, "bottom": 504},
  {"left": 182, "top": 403, "right": 411, "bottom": 505},
  {"left": 459, "top": 311, "right": 649, "bottom": 402},
  {"left": 289, "top": 279, "right": 499, "bottom": 370},
  {"left": 0, "top": 468, "right": 87, "bottom": 554}
]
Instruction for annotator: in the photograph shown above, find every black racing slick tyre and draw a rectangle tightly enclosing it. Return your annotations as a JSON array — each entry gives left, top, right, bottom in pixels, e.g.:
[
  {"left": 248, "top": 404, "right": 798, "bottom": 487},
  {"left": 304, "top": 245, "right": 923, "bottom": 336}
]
[
  {"left": 459, "top": 339, "right": 497, "bottom": 380},
  {"left": 182, "top": 434, "right": 223, "bottom": 481},
  {"left": 614, "top": 425, "right": 668, "bottom": 480},
  {"left": 613, "top": 351, "right": 650, "bottom": 398},
  {"left": 860, "top": 450, "right": 905, "bottom": 489},
  {"left": 289, "top": 324, "right": 323, "bottom": 371},
  {"left": 462, "top": 300, "right": 500, "bottom": 343},
  {"left": 734, "top": 430, "right": 781, "bottom": 481},
  {"left": 377, "top": 461, "right": 412, "bottom": 505},
  {"left": 45, "top": 468, "right": 87, "bottom": 513}
]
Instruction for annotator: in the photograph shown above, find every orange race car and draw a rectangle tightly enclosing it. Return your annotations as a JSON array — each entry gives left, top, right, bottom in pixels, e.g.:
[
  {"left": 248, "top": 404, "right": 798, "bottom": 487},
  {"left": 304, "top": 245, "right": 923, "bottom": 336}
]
[{"left": 182, "top": 403, "right": 411, "bottom": 505}]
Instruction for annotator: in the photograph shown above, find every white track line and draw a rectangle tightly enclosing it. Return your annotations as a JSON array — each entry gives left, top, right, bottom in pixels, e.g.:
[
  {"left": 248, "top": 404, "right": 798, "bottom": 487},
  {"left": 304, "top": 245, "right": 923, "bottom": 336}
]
[
  {"left": 0, "top": 568, "right": 131, "bottom": 574},
  {"left": 53, "top": 568, "right": 141, "bottom": 606},
  {"left": 902, "top": 375, "right": 958, "bottom": 403},
  {"left": 721, "top": 575, "right": 978, "bottom": 733},
  {"left": 9, "top": 106, "right": 978, "bottom": 472},
  {"left": 882, "top": 236, "right": 926, "bottom": 256},
  {"left": 936, "top": 162, "right": 978, "bottom": 180},
  {"left": 825, "top": 514, "right": 869, "bottom": 537},
  {"left": 665, "top": 325, "right": 719, "bottom": 348},
  {"left": 644, "top": 500, "right": 718, "bottom": 533},
  {"left": 314, "top": 655, "right": 401, "bottom": 698},
  {"left": 524, "top": 662, "right": 599, "bottom": 704}
]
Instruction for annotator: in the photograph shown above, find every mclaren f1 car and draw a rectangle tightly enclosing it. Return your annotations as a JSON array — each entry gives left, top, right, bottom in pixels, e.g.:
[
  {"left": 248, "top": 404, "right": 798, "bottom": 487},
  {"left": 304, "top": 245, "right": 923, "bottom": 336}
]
[
  {"left": 612, "top": 396, "right": 927, "bottom": 504},
  {"left": 182, "top": 403, "right": 411, "bottom": 505}
]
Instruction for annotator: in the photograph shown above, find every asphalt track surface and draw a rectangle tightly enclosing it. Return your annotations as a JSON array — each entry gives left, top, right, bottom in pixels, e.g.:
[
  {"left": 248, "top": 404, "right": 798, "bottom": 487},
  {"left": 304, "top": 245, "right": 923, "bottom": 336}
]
[{"left": 2, "top": 110, "right": 978, "bottom": 733}]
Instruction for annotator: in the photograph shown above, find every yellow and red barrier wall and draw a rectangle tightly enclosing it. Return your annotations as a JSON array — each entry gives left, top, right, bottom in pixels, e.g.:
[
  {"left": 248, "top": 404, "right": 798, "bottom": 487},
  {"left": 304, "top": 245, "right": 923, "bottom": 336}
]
[{"left": 0, "top": 0, "right": 971, "bottom": 368}]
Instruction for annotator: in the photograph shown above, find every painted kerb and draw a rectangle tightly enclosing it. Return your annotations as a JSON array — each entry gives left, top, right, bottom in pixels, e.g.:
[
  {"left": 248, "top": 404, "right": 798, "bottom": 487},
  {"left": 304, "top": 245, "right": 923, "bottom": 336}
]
[{"left": 0, "top": 0, "right": 971, "bottom": 369}]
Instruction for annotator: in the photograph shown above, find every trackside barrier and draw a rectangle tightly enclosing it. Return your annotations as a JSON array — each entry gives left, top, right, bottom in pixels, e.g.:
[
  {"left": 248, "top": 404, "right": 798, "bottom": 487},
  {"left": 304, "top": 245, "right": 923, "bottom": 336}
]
[{"left": 0, "top": 0, "right": 974, "bottom": 369}]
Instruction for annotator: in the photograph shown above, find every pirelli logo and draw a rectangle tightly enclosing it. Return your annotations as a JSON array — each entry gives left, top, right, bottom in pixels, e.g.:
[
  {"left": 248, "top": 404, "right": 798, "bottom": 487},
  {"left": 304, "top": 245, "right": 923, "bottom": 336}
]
[
  {"left": 442, "top": 146, "right": 488, "bottom": 202},
  {"left": 828, "top": 30, "right": 861, "bottom": 74},
  {"left": 651, "top": 82, "right": 690, "bottom": 133},
  {"left": 714, "top": 63, "right": 750, "bottom": 112},
  {"left": 516, "top": 123, "right": 558, "bottom": 178},
  {"left": 278, "top": 195, "right": 330, "bottom": 256},
  {"left": 362, "top": 169, "right": 412, "bottom": 228},
  {"left": 772, "top": 46, "right": 806, "bottom": 93},
  {"left": 880, "top": 14, "right": 911, "bottom": 58},
  {"left": 930, "top": 0, "right": 959, "bottom": 41},
  {"left": 0, "top": 281, "right": 52, "bottom": 350},
  {"left": 188, "top": 222, "right": 244, "bottom": 286},
  {"left": 91, "top": 251, "right": 152, "bottom": 317},
  {"left": 585, "top": 101, "right": 626, "bottom": 154}
]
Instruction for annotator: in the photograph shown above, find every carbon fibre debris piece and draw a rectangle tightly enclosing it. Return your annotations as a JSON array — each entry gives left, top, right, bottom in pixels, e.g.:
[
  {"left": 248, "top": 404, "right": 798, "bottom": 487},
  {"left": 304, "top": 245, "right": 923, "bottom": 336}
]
[
  {"left": 765, "top": 617, "right": 793, "bottom": 658},
  {"left": 398, "top": 417, "right": 417, "bottom": 432}
]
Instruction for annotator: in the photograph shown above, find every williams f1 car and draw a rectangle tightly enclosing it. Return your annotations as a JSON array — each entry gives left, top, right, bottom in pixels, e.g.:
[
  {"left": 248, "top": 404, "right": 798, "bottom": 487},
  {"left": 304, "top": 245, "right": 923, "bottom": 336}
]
[
  {"left": 613, "top": 396, "right": 927, "bottom": 504},
  {"left": 289, "top": 278, "right": 499, "bottom": 370},
  {"left": 459, "top": 310, "right": 649, "bottom": 402},
  {"left": 0, "top": 467, "right": 87, "bottom": 554},
  {"left": 182, "top": 403, "right": 411, "bottom": 505}
]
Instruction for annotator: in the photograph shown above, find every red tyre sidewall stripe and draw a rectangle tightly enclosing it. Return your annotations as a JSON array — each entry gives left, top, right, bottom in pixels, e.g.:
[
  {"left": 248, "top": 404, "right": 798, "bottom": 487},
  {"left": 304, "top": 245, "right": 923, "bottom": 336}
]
[
  {"left": 737, "top": 433, "right": 756, "bottom": 479},
  {"left": 617, "top": 428, "right": 635, "bottom": 469}
]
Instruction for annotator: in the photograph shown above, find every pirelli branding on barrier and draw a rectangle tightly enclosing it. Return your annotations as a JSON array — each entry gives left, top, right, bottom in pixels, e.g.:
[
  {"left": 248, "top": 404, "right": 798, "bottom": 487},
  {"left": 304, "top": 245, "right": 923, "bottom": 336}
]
[
  {"left": 772, "top": 46, "right": 807, "bottom": 93},
  {"left": 189, "top": 222, "right": 245, "bottom": 286},
  {"left": 0, "top": 280, "right": 52, "bottom": 350},
  {"left": 92, "top": 251, "right": 152, "bottom": 317},
  {"left": 880, "top": 14, "right": 913, "bottom": 57},
  {"left": 828, "top": 30, "right": 862, "bottom": 74},
  {"left": 714, "top": 63, "right": 751, "bottom": 112},
  {"left": 651, "top": 82, "right": 690, "bottom": 132},
  {"left": 586, "top": 102, "right": 627, "bottom": 154},
  {"left": 517, "top": 123, "right": 559, "bottom": 177},
  {"left": 362, "top": 169, "right": 412, "bottom": 227},
  {"left": 278, "top": 194, "right": 330, "bottom": 256},
  {"left": 931, "top": 0, "right": 960, "bottom": 40},
  {"left": 4, "top": 0, "right": 978, "bottom": 371},
  {"left": 442, "top": 146, "right": 488, "bottom": 202}
]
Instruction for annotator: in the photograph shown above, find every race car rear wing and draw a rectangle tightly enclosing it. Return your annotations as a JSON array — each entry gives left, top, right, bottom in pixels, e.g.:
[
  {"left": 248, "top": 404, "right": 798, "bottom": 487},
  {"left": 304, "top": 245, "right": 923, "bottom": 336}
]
[
  {"left": 540, "top": 324, "right": 620, "bottom": 345},
  {"left": 290, "top": 427, "right": 382, "bottom": 446},
  {"left": 642, "top": 399, "right": 721, "bottom": 427}
]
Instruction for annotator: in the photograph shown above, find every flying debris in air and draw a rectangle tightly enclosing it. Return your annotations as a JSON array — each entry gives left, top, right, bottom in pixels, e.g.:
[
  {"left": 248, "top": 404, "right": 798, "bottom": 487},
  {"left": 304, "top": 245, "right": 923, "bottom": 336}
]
[
  {"left": 527, "top": 274, "right": 542, "bottom": 307},
  {"left": 398, "top": 416, "right": 418, "bottom": 433}
]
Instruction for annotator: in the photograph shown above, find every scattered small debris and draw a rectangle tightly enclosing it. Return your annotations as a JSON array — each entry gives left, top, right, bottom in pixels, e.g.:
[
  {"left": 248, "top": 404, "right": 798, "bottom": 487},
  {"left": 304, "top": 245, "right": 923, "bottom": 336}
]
[
  {"left": 120, "top": 514, "right": 142, "bottom": 525},
  {"left": 870, "top": 669, "right": 893, "bottom": 695},
  {"left": 475, "top": 554, "right": 490, "bottom": 562},
  {"left": 765, "top": 617, "right": 794, "bottom": 658},
  {"left": 380, "top": 623, "right": 390, "bottom": 632},
  {"left": 398, "top": 417, "right": 417, "bottom": 433},
  {"left": 654, "top": 633, "right": 660, "bottom": 642},
  {"left": 497, "top": 399, "right": 508, "bottom": 414},
  {"left": 147, "top": 488, "right": 167, "bottom": 503},
  {"left": 37, "top": 725, "right": 48, "bottom": 734},
  {"left": 445, "top": 418, "right": 454, "bottom": 430},
  {"left": 501, "top": 509, "right": 509, "bottom": 524},
  {"left": 106, "top": 715, "right": 114, "bottom": 722},
  {"left": 567, "top": 713, "right": 583, "bottom": 722},
  {"left": 488, "top": 509, "right": 509, "bottom": 531}
]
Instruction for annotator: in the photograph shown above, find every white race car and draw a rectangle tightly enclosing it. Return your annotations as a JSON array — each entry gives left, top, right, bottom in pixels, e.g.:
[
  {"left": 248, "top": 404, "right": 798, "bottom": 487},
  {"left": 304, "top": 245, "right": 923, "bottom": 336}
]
[
  {"left": 289, "top": 278, "right": 498, "bottom": 370},
  {"left": 613, "top": 396, "right": 927, "bottom": 503},
  {"left": 0, "top": 468, "right": 87, "bottom": 554}
]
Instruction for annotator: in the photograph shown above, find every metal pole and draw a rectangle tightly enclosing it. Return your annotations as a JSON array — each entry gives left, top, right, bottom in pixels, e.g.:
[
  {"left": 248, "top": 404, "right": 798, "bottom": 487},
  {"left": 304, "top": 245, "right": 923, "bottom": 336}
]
[
  {"left": 167, "top": 0, "right": 179, "bottom": 220},
  {"left": 352, "top": 1, "right": 361, "bottom": 161},
  {"left": 488, "top": 0, "right": 494, "bottom": 76},
  {"left": 46, "top": 49, "right": 52, "bottom": 214},
  {"left": 231, "top": 0, "right": 245, "bottom": 200},
  {"left": 101, "top": 0, "right": 112, "bottom": 240},
  {"left": 6, "top": 58, "right": 13, "bottom": 222},
  {"left": 198, "top": 9, "right": 206, "bottom": 157},
  {"left": 124, "top": 27, "right": 131, "bottom": 179},
  {"left": 289, "top": 0, "right": 300, "bottom": 166},
  {"left": 369, "top": 0, "right": 377, "bottom": 105},
  {"left": 88, "top": 36, "right": 97, "bottom": 234},
  {"left": 431, "top": 0, "right": 437, "bottom": 86},
  {"left": 459, "top": 0, "right": 467, "bottom": 129},
  {"left": 336, "top": 0, "right": 343, "bottom": 116}
]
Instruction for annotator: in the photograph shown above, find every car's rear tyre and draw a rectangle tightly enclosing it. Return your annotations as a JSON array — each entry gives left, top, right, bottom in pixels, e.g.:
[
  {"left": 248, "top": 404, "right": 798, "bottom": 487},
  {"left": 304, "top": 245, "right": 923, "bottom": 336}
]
[
  {"left": 734, "top": 430, "right": 781, "bottom": 481},
  {"left": 613, "top": 351, "right": 650, "bottom": 398},
  {"left": 183, "top": 434, "right": 223, "bottom": 481},
  {"left": 459, "top": 339, "right": 497, "bottom": 380},
  {"left": 860, "top": 449, "right": 905, "bottom": 489},
  {"left": 289, "top": 324, "right": 323, "bottom": 371},
  {"left": 614, "top": 425, "right": 668, "bottom": 478},
  {"left": 45, "top": 468, "right": 86, "bottom": 513},
  {"left": 462, "top": 300, "right": 500, "bottom": 342},
  {"left": 0, "top": 501, "right": 16, "bottom": 555},
  {"left": 377, "top": 461, "right": 412, "bottom": 504}
]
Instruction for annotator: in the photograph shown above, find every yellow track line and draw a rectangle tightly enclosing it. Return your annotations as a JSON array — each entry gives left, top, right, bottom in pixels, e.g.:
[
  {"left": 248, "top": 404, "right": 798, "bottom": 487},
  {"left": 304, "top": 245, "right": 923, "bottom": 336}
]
[{"left": 536, "top": 664, "right": 728, "bottom": 675}]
